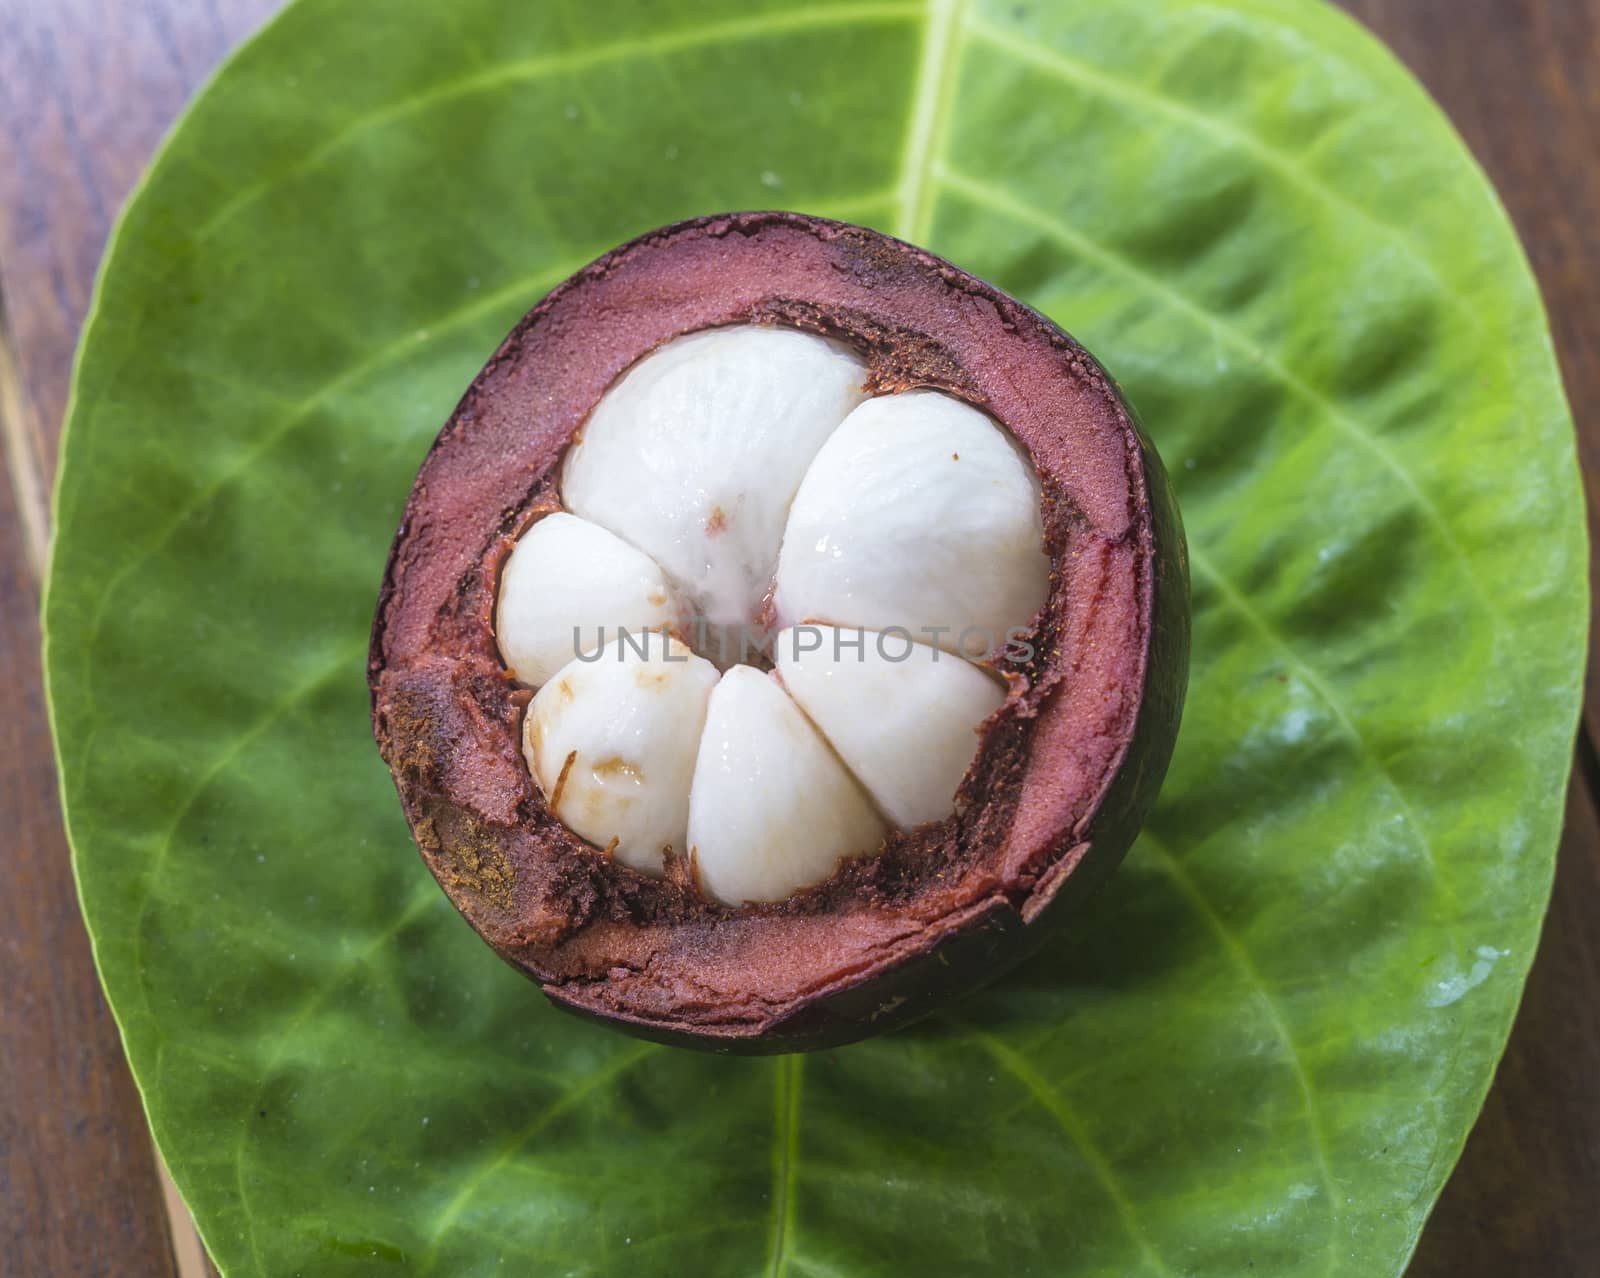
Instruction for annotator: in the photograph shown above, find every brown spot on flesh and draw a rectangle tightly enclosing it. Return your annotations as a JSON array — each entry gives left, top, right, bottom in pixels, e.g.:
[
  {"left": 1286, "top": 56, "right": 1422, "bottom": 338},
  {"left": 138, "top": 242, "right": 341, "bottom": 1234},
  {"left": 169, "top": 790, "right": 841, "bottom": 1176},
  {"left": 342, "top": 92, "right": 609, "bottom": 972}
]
[
  {"left": 549, "top": 749, "right": 577, "bottom": 810},
  {"left": 634, "top": 666, "right": 671, "bottom": 692},
  {"left": 704, "top": 505, "right": 728, "bottom": 535},
  {"left": 591, "top": 756, "right": 643, "bottom": 784}
]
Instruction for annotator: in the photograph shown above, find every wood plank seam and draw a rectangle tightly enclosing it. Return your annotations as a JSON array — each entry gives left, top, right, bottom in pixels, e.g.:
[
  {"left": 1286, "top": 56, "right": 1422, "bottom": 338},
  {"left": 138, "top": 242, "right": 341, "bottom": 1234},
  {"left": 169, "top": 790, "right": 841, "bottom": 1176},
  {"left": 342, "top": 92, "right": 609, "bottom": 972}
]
[
  {"left": 0, "top": 255, "right": 214, "bottom": 1278},
  {"left": 0, "top": 287, "right": 53, "bottom": 581}
]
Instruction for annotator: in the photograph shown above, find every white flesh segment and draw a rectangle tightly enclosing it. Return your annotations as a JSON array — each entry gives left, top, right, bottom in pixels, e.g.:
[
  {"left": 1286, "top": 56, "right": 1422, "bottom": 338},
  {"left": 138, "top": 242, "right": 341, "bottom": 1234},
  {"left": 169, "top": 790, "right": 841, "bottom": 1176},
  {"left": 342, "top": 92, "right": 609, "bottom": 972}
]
[
  {"left": 525, "top": 633, "right": 718, "bottom": 876},
  {"left": 496, "top": 512, "right": 680, "bottom": 687},
  {"left": 773, "top": 390, "right": 1050, "bottom": 658},
  {"left": 561, "top": 326, "right": 868, "bottom": 653},
  {"left": 687, "top": 666, "right": 886, "bottom": 905},
  {"left": 773, "top": 627, "right": 1005, "bottom": 829}
]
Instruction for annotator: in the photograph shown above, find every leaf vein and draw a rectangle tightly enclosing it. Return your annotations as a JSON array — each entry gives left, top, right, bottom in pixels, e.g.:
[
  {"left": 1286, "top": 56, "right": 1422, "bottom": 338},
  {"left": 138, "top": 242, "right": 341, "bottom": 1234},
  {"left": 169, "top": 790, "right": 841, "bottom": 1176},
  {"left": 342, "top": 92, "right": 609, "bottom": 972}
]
[
  {"left": 234, "top": 880, "right": 442, "bottom": 1275},
  {"left": 933, "top": 164, "right": 1504, "bottom": 640},
  {"left": 197, "top": 2, "right": 924, "bottom": 239},
  {"left": 958, "top": 1021, "right": 1173, "bottom": 1277},
  {"left": 766, "top": 1054, "right": 804, "bottom": 1278},
  {"left": 963, "top": 16, "right": 1472, "bottom": 316},
  {"left": 130, "top": 638, "right": 369, "bottom": 1032},
  {"left": 76, "top": 253, "right": 592, "bottom": 695},
  {"left": 894, "top": 0, "right": 970, "bottom": 242},
  {"left": 421, "top": 1042, "right": 661, "bottom": 1270},
  {"left": 1142, "top": 833, "right": 1340, "bottom": 1268},
  {"left": 1186, "top": 543, "right": 1454, "bottom": 897}
]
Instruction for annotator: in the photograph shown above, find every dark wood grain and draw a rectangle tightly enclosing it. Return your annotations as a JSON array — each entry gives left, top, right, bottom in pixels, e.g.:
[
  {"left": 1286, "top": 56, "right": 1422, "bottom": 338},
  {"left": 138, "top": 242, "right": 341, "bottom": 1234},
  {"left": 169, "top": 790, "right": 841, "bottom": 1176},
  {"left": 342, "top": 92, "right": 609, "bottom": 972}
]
[
  {"left": 0, "top": 388, "right": 180, "bottom": 1278},
  {"left": 0, "top": 2, "right": 1594, "bottom": 1275},
  {"left": 0, "top": 4, "right": 277, "bottom": 1276}
]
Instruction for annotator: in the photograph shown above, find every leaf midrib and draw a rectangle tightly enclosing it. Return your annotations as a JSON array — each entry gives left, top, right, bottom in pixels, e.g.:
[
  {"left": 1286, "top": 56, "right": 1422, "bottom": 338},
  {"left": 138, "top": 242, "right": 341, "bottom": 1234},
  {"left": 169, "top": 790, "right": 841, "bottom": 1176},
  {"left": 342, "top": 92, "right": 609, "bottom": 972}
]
[
  {"left": 894, "top": 0, "right": 969, "bottom": 242},
  {"left": 766, "top": 1055, "right": 805, "bottom": 1278}
]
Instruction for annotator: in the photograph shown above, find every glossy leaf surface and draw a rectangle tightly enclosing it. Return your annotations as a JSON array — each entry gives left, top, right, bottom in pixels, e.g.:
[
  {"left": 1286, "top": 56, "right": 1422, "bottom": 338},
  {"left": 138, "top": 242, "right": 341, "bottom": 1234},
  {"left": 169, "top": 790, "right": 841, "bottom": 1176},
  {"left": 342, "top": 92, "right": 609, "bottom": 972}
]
[{"left": 45, "top": 0, "right": 1584, "bottom": 1274}]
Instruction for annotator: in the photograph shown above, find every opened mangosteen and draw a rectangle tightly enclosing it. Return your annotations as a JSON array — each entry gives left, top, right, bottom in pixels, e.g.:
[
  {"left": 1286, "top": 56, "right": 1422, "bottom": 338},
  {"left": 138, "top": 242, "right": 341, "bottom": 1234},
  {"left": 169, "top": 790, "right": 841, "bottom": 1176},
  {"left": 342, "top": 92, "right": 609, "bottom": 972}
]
[{"left": 369, "top": 212, "right": 1189, "bottom": 1053}]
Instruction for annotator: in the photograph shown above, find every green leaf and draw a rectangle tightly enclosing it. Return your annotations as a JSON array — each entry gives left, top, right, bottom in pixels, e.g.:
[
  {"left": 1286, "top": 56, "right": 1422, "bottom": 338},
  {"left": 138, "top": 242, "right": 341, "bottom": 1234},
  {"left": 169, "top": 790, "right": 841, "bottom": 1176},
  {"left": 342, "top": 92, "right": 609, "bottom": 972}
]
[{"left": 45, "top": 0, "right": 1584, "bottom": 1273}]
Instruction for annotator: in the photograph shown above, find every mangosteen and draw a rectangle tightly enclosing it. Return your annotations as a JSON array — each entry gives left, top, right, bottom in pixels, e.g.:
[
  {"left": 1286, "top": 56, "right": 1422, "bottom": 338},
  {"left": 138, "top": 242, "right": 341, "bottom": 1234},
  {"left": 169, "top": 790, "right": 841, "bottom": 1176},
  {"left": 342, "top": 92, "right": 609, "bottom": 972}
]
[{"left": 369, "top": 212, "right": 1189, "bottom": 1053}]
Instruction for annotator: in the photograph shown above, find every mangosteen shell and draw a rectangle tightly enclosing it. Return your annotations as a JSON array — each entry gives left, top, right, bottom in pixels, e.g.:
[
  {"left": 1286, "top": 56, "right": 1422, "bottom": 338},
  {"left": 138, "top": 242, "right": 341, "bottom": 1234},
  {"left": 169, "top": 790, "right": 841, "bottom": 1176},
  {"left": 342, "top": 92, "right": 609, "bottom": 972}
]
[{"left": 369, "top": 211, "right": 1190, "bottom": 1054}]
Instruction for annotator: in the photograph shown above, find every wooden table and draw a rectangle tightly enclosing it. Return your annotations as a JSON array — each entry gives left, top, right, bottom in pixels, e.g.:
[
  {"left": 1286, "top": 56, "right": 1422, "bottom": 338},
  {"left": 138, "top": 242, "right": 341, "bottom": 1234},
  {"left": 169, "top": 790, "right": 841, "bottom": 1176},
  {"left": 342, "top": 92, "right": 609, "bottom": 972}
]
[{"left": 1, "top": 2, "right": 1595, "bottom": 1273}]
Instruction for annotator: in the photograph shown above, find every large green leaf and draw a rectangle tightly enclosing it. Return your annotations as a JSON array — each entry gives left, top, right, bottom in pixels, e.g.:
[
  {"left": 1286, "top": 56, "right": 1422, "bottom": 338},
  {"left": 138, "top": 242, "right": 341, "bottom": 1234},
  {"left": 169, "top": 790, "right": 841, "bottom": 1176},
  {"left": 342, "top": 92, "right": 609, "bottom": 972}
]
[{"left": 45, "top": 0, "right": 1583, "bottom": 1273}]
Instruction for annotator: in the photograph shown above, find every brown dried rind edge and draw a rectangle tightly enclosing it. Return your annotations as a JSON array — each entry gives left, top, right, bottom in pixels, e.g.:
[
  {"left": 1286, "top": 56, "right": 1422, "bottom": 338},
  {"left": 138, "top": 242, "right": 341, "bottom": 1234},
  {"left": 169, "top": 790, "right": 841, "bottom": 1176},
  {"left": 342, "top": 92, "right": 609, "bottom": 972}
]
[{"left": 369, "top": 211, "right": 1190, "bottom": 1053}]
